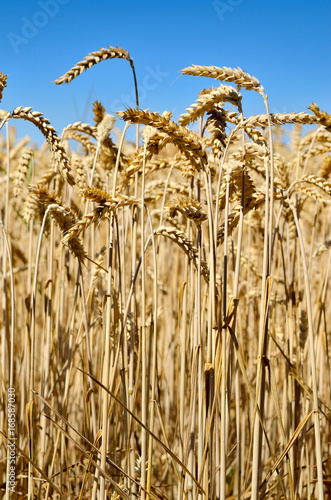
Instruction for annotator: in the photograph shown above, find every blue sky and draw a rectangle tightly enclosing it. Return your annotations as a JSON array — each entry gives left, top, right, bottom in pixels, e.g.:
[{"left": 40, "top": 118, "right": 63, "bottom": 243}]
[{"left": 0, "top": 0, "right": 330, "bottom": 145}]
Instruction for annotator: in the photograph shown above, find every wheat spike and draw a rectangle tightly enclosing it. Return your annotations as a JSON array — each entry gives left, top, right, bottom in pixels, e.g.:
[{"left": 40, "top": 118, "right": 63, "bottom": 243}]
[
  {"left": 217, "top": 191, "right": 265, "bottom": 245},
  {"left": 62, "top": 121, "right": 97, "bottom": 139},
  {"left": 55, "top": 46, "right": 131, "bottom": 85},
  {"left": 309, "top": 102, "right": 331, "bottom": 132},
  {"left": 240, "top": 112, "right": 317, "bottom": 129},
  {"left": 63, "top": 192, "right": 141, "bottom": 244},
  {"left": 298, "top": 309, "right": 308, "bottom": 349},
  {"left": 122, "top": 132, "right": 172, "bottom": 182},
  {"left": 29, "top": 185, "right": 86, "bottom": 261},
  {"left": 179, "top": 85, "right": 242, "bottom": 126},
  {"left": 0, "top": 72, "right": 7, "bottom": 103},
  {"left": 92, "top": 100, "right": 106, "bottom": 124},
  {"left": 65, "top": 131, "right": 97, "bottom": 155},
  {"left": 293, "top": 175, "right": 331, "bottom": 201},
  {"left": 118, "top": 108, "right": 207, "bottom": 169},
  {"left": 71, "top": 153, "right": 88, "bottom": 194},
  {"left": 13, "top": 147, "right": 34, "bottom": 197},
  {"left": 319, "top": 155, "right": 331, "bottom": 179},
  {"left": 314, "top": 239, "right": 331, "bottom": 257},
  {"left": 155, "top": 226, "right": 209, "bottom": 282},
  {"left": 8, "top": 107, "right": 75, "bottom": 186},
  {"left": 164, "top": 197, "right": 207, "bottom": 225},
  {"left": 96, "top": 114, "right": 116, "bottom": 143},
  {"left": 181, "top": 65, "right": 261, "bottom": 92}
]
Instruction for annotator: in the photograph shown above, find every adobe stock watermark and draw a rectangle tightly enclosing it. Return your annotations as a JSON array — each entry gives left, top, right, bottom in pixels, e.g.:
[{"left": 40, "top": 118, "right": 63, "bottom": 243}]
[
  {"left": 7, "top": 388, "right": 16, "bottom": 493},
  {"left": 213, "top": 0, "right": 244, "bottom": 21},
  {"left": 7, "top": 0, "right": 70, "bottom": 54},
  {"left": 110, "top": 65, "right": 170, "bottom": 111}
]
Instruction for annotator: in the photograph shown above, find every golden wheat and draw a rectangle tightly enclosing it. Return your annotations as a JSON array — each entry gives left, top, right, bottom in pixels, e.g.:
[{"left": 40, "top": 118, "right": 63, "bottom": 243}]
[{"left": 55, "top": 46, "right": 132, "bottom": 85}]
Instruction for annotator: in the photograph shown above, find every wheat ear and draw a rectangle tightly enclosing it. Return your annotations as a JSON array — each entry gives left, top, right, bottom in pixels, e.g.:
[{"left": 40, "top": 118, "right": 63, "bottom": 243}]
[
  {"left": 118, "top": 108, "right": 207, "bottom": 169},
  {"left": 0, "top": 72, "right": 7, "bottom": 103},
  {"left": 309, "top": 102, "right": 331, "bottom": 132},
  {"left": 13, "top": 147, "right": 34, "bottom": 197},
  {"left": 29, "top": 186, "right": 86, "bottom": 262},
  {"left": 179, "top": 85, "right": 242, "bottom": 126},
  {"left": 164, "top": 197, "right": 208, "bottom": 225},
  {"left": 240, "top": 112, "right": 318, "bottom": 129},
  {"left": 55, "top": 46, "right": 132, "bottom": 85},
  {"left": 181, "top": 64, "right": 262, "bottom": 92},
  {"left": 155, "top": 226, "right": 209, "bottom": 282},
  {"left": 291, "top": 175, "right": 331, "bottom": 200},
  {"left": 63, "top": 192, "right": 141, "bottom": 244},
  {"left": 5, "top": 107, "right": 75, "bottom": 185}
]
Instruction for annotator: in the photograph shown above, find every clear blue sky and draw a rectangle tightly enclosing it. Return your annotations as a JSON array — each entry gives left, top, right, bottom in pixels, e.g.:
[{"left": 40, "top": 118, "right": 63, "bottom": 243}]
[{"left": 0, "top": 0, "right": 330, "bottom": 145}]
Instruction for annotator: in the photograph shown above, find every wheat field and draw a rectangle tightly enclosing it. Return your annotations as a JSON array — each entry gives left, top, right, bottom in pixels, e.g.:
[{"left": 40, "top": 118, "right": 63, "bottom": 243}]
[{"left": 0, "top": 46, "right": 330, "bottom": 500}]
